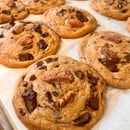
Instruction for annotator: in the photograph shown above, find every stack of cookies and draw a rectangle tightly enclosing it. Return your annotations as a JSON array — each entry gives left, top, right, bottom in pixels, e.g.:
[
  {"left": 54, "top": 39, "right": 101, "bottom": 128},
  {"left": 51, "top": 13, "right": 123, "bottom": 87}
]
[{"left": 0, "top": 0, "right": 130, "bottom": 130}]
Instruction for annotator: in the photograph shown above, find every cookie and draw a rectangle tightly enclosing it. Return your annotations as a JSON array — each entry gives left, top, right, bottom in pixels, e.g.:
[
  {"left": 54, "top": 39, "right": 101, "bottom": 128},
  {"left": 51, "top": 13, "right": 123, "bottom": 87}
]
[
  {"left": 0, "top": 21, "right": 60, "bottom": 68},
  {"left": 12, "top": 55, "right": 106, "bottom": 130},
  {"left": 42, "top": 5, "right": 98, "bottom": 38},
  {"left": 79, "top": 31, "right": 130, "bottom": 88},
  {"left": 126, "top": 17, "right": 130, "bottom": 32},
  {"left": 91, "top": 0, "right": 130, "bottom": 20},
  {"left": 21, "top": 0, "right": 65, "bottom": 14},
  {"left": 0, "top": 0, "right": 29, "bottom": 24}
]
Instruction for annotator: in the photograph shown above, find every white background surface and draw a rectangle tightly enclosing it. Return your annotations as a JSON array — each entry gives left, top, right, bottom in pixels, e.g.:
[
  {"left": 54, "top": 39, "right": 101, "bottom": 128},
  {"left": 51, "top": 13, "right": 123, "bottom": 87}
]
[{"left": 0, "top": 1, "right": 130, "bottom": 130}]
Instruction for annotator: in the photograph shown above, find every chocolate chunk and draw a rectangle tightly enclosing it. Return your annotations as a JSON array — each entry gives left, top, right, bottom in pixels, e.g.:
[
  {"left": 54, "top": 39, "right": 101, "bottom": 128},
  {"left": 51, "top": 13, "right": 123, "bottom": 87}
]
[
  {"left": 89, "top": 97, "right": 99, "bottom": 110},
  {"left": 87, "top": 72, "right": 98, "bottom": 86},
  {"left": 76, "top": 11, "right": 88, "bottom": 22},
  {"left": 32, "top": 24, "right": 42, "bottom": 34},
  {"left": 52, "top": 91, "right": 59, "bottom": 96},
  {"left": 38, "top": 65, "right": 47, "bottom": 70},
  {"left": 99, "top": 47, "right": 120, "bottom": 72},
  {"left": 22, "top": 88, "right": 37, "bottom": 113},
  {"left": 19, "top": 53, "right": 34, "bottom": 61},
  {"left": 42, "top": 32, "right": 49, "bottom": 38},
  {"left": 22, "top": 81, "right": 28, "bottom": 87},
  {"left": 2, "top": 10, "right": 10, "bottom": 15},
  {"left": 45, "top": 91, "right": 53, "bottom": 103},
  {"left": 45, "top": 57, "right": 58, "bottom": 63},
  {"left": 99, "top": 58, "right": 119, "bottom": 72},
  {"left": 124, "top": 53, "right": 130, "bottom": 63},
  {"left": 9, "top": 18, "right": 15, "bottom": 26},
  {"left": 56, "top": 9, "right": 67, "bottom": 16},
  {"left": 0, "top": 31, "right": 4, "bottom": 38},
  {"left": 74, "top": 112, "right": 91, "bottom": 126},
  {"left": 19, "top": 108, "right": 26, "bottom": 116},
  {"left": 36, "top": 61, "right": 43, "bottom": 67},
  {"left": 23, "top": 44, "right": 33, "bottom": 50},
  {"left": 30, "top": 74, "right": 36, "bottom": 81},
  {"left": 37, "top": 39, "right": 48, "bottom": 50},
  {"left": 75, "top": 70, "right": 84, "bottom": 79}
]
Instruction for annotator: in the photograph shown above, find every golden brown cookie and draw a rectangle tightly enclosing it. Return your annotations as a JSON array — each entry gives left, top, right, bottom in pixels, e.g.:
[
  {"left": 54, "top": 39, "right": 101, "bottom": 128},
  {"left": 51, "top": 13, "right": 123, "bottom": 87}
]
[
  {"left": 0, "top": 0, "right": 29, "bottom": 24},
  {"left": 0, "top": 21, "right": 60, "bottom": 68},
  {"left": 42, "top": 5, "right": 98, "bottom": 38},
  {"left": 126, "top": 17, "right": 130, "bottom": 32},
  {"left": 79, "top": 31, "right": 130, "bottom": 88},
  {"left": 91, "top": 0, "right": 130, "bottom": 20},
  {"left": 13, "top": 55, "right": 106, "bottom": 130},
  {"left": 21, "top": 0, "right": 65, "bottom": 14}
]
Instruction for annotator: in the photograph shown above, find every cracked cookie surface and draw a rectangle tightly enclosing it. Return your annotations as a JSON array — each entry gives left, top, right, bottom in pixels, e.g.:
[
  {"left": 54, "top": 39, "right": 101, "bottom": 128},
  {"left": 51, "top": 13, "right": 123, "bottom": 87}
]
[
  {"left": 78, "top": 31, "right": 130, "bottom": 88},
  {"left": 91, "top": 0, "right": 130, "bottom": 20},
  {"left": 42, "top": 5, "right": 98, "bottom": 38},
  {"left": 0, "top": 21, "right": 60, "bottom": 68},
  {"left": 13, "top": 55, "right": 106, "bottom": 130}
]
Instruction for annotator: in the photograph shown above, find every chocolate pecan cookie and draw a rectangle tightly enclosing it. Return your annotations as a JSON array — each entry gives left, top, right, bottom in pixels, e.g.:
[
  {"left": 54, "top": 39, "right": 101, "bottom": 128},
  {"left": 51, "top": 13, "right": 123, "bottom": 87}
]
[
  {"left": 126, "top": 17, "right": 130, "bottom": 32},
  {"left": 0, "top": 21, "right": 60, "bottom": 68},
  {"left": 21, "top": 0, "right": 65, "bottom": 14},
  {"left": 79, "top": 31, "right": 130, "bottom": 88},
  {"left": 12, "top": 55, "right": 106, "bottom": 130},
  {"left": 0, "top": 0, "right": 28, "bottom": 24},
  {"left": 91, "top": 0, "right": 130, "bottom": 20},
  {"left": 42, "top": 5, "right": 98, "bottom": 38}
]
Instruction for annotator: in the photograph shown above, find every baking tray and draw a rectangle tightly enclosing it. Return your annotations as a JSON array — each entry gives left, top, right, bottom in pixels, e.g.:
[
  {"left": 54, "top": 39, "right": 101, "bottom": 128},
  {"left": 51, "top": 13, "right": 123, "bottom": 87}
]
[{"left": 0, "top": 1, "right": 130, "bottom": 130}]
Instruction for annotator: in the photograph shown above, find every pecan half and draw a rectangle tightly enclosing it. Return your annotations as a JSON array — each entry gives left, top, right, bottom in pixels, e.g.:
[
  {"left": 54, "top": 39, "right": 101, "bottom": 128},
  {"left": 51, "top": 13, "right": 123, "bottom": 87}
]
[
  {"left": 12, "top": 24, "right": 24, "bottom": 35},
  {"left": 17, "top": 34, "right": 33, "bottom": 46},
  {"left": 65, "top": 19, "right": 83, "bottom": 28},
  {"left": 43, "top": 70, "right": 74, "bottom": 84},
  {"left": 102, "top": 34, "right": 121, "bottom": 43},
  {"left": 58, "top": 91, "right": 75, "bottom": 108}
]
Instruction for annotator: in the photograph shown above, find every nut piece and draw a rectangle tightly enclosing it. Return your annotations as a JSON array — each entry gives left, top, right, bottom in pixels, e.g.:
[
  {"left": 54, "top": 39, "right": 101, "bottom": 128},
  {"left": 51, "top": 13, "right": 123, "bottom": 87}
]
[
  {"left": 4, "top": 0, "right": 15, "bottom": 7},
  {"left": 17, "top": 34, "right": 33, "bottom": 46},
  {"left": 43, "top": 70, "right": 74, "bottom": 84},
  {"left": 12, "top": 24, "right": 24, "bottom": 34},
  {"left": 102, "top": 34, "right": 121, "bottom": 43},
  {"left": 65, "top": 19, "right": 83, "bottom": 28},
  {"left": 58, "top": 91, "right": 75, "bottom": 108}
]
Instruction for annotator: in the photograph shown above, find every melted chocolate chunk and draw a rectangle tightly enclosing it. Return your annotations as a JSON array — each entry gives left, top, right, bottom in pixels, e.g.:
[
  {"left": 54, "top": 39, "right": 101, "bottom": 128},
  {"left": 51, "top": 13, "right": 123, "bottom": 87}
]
[
  {"left": 99, "top": 58, "right": 119, "bottom": 72},
  {"left": 56, "top": 9, "right": 67, "bottom": 16},
  {"left": 22, "top": 81, "right": 28, "bottom": 87},
  {"left": 42, "top": 32, "right": 49, "bottom": 38},
  {"left": 87, "top": 72, "right": 98, "bottom": 86},
  {"left": 45, "top": 57, "right": 58, "bottom": 63},
  {"left": 76, "top": 11, "right": 88, "bottom": 22},
  {"left": 36, "top": 61, "right": 43, "bottom": 67},
  {"left": 118, "top": 3, "right": 123, "bottom": 9},
  {"left": 0, "top": 31, "right": 4, "bottom": 38},
  {"left": 19, "top": 108, "right": 26, "bottom": 116},
  {"left": 32, "top": 24, "right": 42, "bottom": 34},
  {"left": 30, "top": 74, "right": 36, "bottom": 81},
  {"left": 86, "top": 97, "right": 99, "bottom": 110},
  {"left": 23, "top": 44, "right": 33, "bottom": 50},
  {"left": 22, "top": 88, "right": 37, "bottom": 113},
  {"left": 99, "top": 47, "right": 120, "bottom": 72},
  {"left": 38, "top": 65, "right": 47, "bottom": 70},
  {"left": 19, "top": 53, "right": 34, "bottom": 61},
  {"left": 37, "top": 39, "right": 48, "bottom": 50},
  {"left": 45, "top": 91, "right": 53, "bottom": 103},
  {"left": 74, "top": 112, "right": 91, "bottom": 126},
  {"left": 75, "top": 70, "right": 84, "bottom": 79},
  {"left": 2, "top": 10, "right": 10, "bottom": 15},
  {"left": 52, "top": 91, "right": 59, "bottom": 96}
]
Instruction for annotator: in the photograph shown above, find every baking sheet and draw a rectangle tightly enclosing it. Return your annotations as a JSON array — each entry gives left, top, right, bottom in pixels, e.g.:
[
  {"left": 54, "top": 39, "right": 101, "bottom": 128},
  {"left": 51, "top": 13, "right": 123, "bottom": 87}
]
[{"left": 0, "top": 1, "right": 130, "bottom": 130}]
